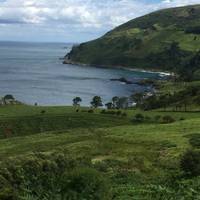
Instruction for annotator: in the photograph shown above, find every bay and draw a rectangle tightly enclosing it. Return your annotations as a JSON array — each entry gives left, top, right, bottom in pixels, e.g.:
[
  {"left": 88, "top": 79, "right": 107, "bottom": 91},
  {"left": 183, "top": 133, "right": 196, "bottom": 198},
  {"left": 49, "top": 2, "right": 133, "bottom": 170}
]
[{"left": 0, "top": 41, "right": 161, "bottom": 106}]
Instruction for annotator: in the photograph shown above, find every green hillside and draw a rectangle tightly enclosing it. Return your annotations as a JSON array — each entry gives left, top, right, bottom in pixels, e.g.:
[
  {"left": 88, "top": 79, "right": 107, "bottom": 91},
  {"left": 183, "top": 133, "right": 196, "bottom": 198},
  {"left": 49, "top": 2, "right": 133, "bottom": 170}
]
[
  {"left": 64, "top": 4, "right": 200, "bottom": 74},
  {"left": 0, "top": 81, "right": 200, "bottom": 199},
  {"left": 0, "top": 101, "right": 200, "bottom": 199}
]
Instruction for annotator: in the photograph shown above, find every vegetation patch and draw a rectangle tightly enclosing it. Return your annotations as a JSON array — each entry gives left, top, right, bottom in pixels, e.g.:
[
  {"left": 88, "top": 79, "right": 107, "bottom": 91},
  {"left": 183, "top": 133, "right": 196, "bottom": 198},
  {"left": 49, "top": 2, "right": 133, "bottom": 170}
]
[
  {"left": 180, "top": 149, "right": 200, "bottom": 177},
  {"left": 185, "top": 133, "right": 200, "bottom": 148}
]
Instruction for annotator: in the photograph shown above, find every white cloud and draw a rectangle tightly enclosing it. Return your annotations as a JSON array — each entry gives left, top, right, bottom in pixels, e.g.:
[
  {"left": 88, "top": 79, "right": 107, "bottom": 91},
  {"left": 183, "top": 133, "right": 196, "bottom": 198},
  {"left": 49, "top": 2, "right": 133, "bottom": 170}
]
[{"left": 0, "top": 0, "right": 200, "bottom": 42}]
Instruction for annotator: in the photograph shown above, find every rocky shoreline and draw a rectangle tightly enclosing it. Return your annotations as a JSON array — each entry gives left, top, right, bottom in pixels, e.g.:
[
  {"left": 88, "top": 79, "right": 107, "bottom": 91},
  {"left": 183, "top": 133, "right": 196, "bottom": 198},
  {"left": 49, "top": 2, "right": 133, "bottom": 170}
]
[
  {"left": 110, "top": 77, "right": 133, "bottom": 85},
  {"left": 63, "top": 58, "right": 173, "bottom": 78}
]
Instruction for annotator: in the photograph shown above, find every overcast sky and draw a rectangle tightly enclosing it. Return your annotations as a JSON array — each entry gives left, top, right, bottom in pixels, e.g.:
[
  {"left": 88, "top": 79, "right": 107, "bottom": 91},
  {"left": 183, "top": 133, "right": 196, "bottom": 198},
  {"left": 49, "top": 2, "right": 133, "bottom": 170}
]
[{"left": 0, "top": 0, "right": 199, "bottom": 43}]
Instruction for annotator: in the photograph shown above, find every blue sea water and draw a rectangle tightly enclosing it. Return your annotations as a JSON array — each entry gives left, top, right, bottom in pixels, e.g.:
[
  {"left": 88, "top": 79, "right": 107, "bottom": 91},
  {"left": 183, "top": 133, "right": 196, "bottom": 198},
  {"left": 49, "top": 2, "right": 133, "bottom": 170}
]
[{"left": 0, "top": 41, "right": 161, "bottom": 106}]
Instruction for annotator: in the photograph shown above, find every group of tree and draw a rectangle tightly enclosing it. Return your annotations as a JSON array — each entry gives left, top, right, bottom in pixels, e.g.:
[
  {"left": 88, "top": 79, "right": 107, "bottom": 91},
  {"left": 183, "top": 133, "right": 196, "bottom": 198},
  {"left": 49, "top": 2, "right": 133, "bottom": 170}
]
[
  {"left": 148, "top": 41, "right": 200, "bottom": 82},
  {"left": 72, "top": 96, "right": 131, "bottom": 110},
  {"left": 130, "top": 84, "right": 200, "bottom": 111},
  {"left": 0, "top": 94, "right": 17, "bottom": 105},
  {"left": 72, "top": 96, "right": 103, "bottom": 109},
  {"left": 171, "top": 47, "right": 200, "bottom": 82},
  {"left": 168, "top": 42, "right": 200, "bottom": 82},
  {"left": 105, "top": 96, "right": 130, "bottom": 110},
  {"left": 73, "top": 97, "right": 82, "bottom": 107}
]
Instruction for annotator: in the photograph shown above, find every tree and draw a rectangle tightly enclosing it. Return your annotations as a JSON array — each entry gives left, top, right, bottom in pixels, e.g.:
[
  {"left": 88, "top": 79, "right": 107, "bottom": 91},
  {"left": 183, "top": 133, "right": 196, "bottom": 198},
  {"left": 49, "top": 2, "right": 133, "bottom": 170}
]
[
  {"left": 91, "top": 96, "right": 103, "bottom": 108},
  {"left": 178, "top": 51, "right": 200, "bottom": 81},
  {"left": 133, "top": 113, "right": 145, "bottom": 123},
  {"left": 3, "top": 94, "right": 15, "bottom": 105},
  {"left": 73, "top": 97, "right": 82, "bottom": 107},
  {"left": 159, "top": 93, "right": 171, "bottom": 111},
  {"left": 116, "top": 97, "right": 129, "bottom": 109},
  {"left": 167, "top": 42, "right": 182, "bottom": 65},
  {"left": 105, "top": 102, "right": 113, "bottom": 110},
  {"left": 142, "top": 95, "right": 158, "bottom": 110},
  {"left": 131, "top": 93, "right": 143, "bottom": 107},
  {"left": 112, "top": 96, "right": 119, "bottom": 109},
  {"left": 162, "top": 115, "right": 175, "bottom": 124},
  {"left": 165, "top": 41, "right": 184, "bottom": 72},
  {"left": 4, "top": 94, "right": 14, "bottom": 100}
]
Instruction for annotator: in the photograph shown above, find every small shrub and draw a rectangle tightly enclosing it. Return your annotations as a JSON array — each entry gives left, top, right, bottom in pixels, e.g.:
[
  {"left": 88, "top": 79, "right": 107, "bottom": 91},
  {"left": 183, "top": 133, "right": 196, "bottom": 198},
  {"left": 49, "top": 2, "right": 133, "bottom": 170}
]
[
  {"left": 88, "top": 109, "right": 94, "bottom": 113},
  {"left": 162, "top": 115, "right": 175, "bottom": 124},
  {"left": 0, "top": 175, "right": 16, "bottom": 200},
  {"left": 122, "top": 112, "right": 127, "bottom": 117},
  {"left": 180, "top": 149, "right": 200, "bottom": 177},
  {"left": 145, "top": 116, "right": 151, "bottom": 121},
  {"left": 108, "top": 111, "right": 116, "bottom": 115},
  {"left": 101, "top": 109, "right": 106, "bottom": 114},
  {"left": 61, "top": 168, "right": 111, "bottom": 200},
  {"left": 180, "top": 117, "right": 185, "bottom": 121},
  {"left": 41, "top": 110, "right": 46, "bottom": 114},
  {"left": 159, "top": 141, "right": 177, "bottom": 149},
  {"left": 116, "top": 111, "right": 122, "bottom": 116},
  {"left": 154, "top": 115, "right": 161, "bottom": 122},
  {"left": 102, "top": 111, "right": 116, "bottom": 115},
  {"left": 133, "top": 113, "right": 145, "bottom": 123},
  {"left": 188, "top": 134, "right": 200, "bottom": 148}
]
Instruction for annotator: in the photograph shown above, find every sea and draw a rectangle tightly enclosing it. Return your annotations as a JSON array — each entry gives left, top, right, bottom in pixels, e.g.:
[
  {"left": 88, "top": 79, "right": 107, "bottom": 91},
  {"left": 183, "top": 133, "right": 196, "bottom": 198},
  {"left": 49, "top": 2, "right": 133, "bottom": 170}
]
[{"left": 0, "top": 41, "right": 163, "bottom": 106}]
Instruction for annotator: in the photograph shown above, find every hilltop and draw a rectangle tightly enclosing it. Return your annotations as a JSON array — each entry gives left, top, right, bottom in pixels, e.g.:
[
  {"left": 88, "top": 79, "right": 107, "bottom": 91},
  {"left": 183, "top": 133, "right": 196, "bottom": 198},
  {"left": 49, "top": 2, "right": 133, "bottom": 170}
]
[{"left": 64, "top": 4, "right": 200, "bottom": 77}]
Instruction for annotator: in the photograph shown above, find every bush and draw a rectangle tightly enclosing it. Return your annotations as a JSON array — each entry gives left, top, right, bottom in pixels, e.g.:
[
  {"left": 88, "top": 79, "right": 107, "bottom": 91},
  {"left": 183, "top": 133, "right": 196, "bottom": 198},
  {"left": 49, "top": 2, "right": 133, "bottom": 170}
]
[
  {"left": 0, "top": 153, "right": 97, "bottom": 199},
  {"left": 101, "top": 109, "right": 106, "bottom": 114},
  {"left": 101, "top": 110, "right": 116, "bottom": 115},
  {"left": 188, "top": 134, "right": 200, "bottom": 148},
  {"left": 61, "top": 168, "right": 111, "bottom": 200},
  {"left": 88, "top": 109, "right": 94, "bottom": 113},
  {"left": 154, "top": 115, "right": 161, "bottom": 122},
  {"left": 145, "top": 116, "right": 151, "bottom": 121},
  {"left": 108, "top": 111, "right": 116, "bottom": 115},
  {"left": 180, "top": 149, "right": 200, "bottom": 177},
  {"left": 185, "top": 26, "right": 200, "bottom": 34},
  {"left": 41, "top": 110, "right": 46, "bottom": 114},
  {"left": 116, "top": 111, "right": 122, "bottom": 116},
  {"left": 159, "top": 141, "right": 177, "bottom": 149},
  {"left": 122, "top": 112, "right": 127, "bottom": 117},
  {"left": 162, "top": 115, "right": 175, "bottom": 124},
  {"left": 0, "top": 175, "right": 16, "bottom": 200},
  {"left": 133, "top": 113, "right": 145, "bottom": 123},
  {"left": 180, "top": 117, "right": 185, "bottom": 121}
]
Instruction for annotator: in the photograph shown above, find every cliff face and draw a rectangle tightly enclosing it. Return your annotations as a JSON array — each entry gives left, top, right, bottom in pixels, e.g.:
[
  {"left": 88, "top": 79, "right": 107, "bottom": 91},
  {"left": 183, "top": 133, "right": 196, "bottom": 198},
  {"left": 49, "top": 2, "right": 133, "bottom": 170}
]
[{"left": 64, "top": 4, "right": 200, "bottom": 71}]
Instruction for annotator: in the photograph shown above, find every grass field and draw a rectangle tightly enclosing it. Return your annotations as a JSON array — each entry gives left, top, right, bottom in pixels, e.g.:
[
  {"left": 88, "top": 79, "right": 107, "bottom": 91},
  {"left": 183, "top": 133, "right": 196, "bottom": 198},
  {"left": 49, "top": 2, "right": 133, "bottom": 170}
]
[{"left": 0, "top": 104, "right": 200, "bottom": 199}]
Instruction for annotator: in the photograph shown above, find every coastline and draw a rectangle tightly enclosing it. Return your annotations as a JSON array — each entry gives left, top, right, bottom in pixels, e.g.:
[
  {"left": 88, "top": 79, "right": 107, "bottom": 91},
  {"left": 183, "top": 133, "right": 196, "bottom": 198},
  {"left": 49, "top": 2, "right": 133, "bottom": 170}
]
[{"left": 63, "top": 59, "right": 172, "bottom": 77}]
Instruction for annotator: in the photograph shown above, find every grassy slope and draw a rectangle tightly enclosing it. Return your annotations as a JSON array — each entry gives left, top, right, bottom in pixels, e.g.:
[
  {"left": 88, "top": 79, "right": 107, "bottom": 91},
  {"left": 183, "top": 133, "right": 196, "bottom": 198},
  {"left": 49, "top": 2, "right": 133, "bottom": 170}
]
[
  {"left": 0, "top": 105, "right": 129, "bottom": 138},
  {"left": 1, "top": 104, "right": 200, "bottom": 159},
  {"left": 65, "top": 4, "right": 200, "bottom": 70},
  {"left": 0, "top": 106, "right": 199, "bottom": 172}
]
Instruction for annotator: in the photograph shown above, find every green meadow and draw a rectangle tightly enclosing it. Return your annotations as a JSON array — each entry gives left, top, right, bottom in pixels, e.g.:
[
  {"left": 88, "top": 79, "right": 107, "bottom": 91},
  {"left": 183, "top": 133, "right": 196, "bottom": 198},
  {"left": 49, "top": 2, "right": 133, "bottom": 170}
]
[{"left": 0, "top": 103, "right": 200, "bottom": 199}]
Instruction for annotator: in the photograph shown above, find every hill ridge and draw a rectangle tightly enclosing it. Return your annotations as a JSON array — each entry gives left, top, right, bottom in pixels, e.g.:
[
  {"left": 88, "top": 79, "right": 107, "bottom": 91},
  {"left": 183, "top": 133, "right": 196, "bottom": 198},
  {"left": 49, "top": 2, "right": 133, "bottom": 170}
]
[{"left": 64, "top": 4, "right": 200, "bottom": 79}]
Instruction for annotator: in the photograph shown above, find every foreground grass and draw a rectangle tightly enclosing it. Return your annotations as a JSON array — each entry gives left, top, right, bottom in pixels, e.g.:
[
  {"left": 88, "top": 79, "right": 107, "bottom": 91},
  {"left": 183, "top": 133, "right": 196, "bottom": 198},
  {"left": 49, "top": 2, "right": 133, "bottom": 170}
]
[
  {"left": 0, "top": 105, "right": 199, "bottom": 161},
  {"left": 0, "top": 105, "right": 200, "bottom": 199}
]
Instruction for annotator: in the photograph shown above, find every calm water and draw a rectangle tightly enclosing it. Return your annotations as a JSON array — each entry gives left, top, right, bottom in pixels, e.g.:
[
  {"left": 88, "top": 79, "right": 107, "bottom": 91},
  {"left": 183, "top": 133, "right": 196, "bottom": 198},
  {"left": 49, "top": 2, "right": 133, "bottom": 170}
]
[{"left": 0, "top": 41, "right": 161, "bottom": 106}]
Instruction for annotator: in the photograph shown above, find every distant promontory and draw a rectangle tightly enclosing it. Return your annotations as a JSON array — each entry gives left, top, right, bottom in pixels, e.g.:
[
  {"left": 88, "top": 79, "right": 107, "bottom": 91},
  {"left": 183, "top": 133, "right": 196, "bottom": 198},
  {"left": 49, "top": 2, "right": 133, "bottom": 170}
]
[{"left": 64, "top": 4, "right": 200, "bottom": 79}]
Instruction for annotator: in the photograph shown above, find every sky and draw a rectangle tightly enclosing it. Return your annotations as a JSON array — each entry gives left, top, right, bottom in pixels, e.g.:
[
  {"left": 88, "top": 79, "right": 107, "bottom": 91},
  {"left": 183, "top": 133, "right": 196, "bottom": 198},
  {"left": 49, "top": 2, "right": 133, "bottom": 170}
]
[{"left": 0, "top": 0, "right": 200, "bottom": 43}]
